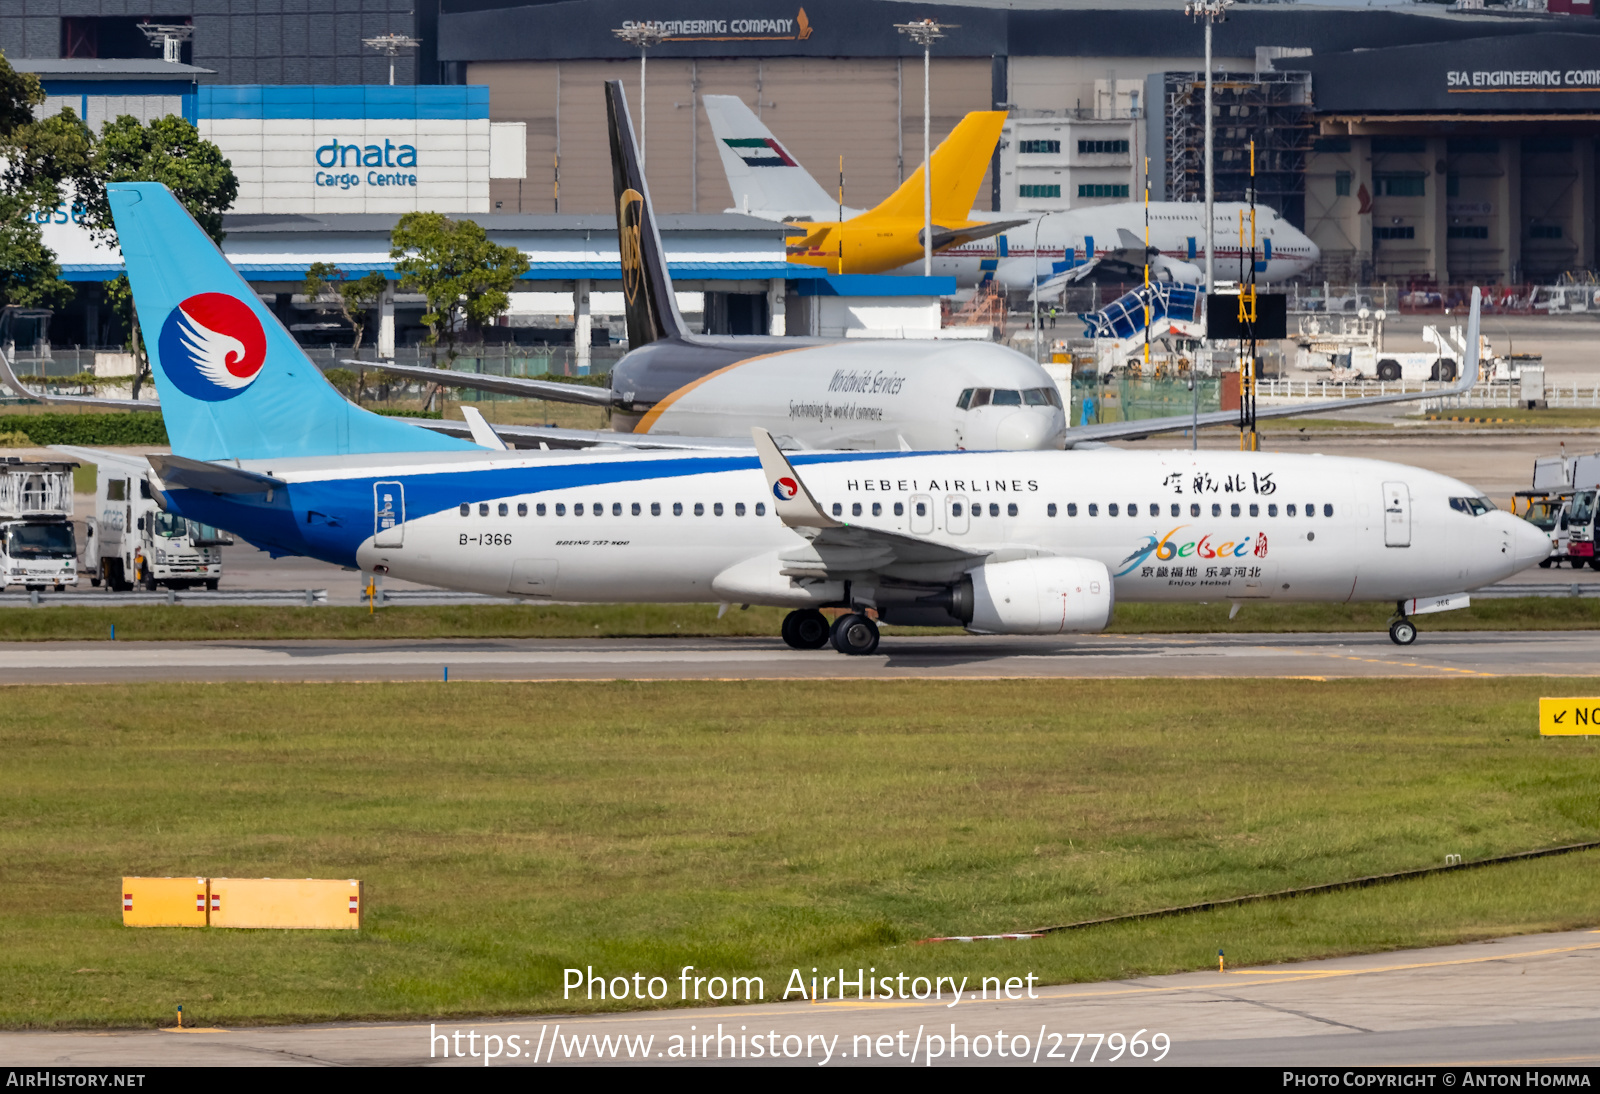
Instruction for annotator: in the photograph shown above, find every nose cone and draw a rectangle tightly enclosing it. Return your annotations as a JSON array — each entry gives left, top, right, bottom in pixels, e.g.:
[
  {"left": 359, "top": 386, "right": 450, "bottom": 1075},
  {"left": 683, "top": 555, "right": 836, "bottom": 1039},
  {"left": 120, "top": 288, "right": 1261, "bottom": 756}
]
[
  {"left": 1512, "top": 514, "right": 1553, "bottom": 571},
  {"left": 994, "top": 409, "right": 1066, "bottom": 451}
]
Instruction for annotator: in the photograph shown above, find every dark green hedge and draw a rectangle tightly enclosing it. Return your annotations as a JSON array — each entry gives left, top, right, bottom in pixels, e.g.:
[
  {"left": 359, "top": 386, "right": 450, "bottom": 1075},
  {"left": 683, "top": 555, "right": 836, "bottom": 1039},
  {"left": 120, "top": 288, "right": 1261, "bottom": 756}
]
[{"left": 0, "top": 413, "right": 168, "bottom": 446}]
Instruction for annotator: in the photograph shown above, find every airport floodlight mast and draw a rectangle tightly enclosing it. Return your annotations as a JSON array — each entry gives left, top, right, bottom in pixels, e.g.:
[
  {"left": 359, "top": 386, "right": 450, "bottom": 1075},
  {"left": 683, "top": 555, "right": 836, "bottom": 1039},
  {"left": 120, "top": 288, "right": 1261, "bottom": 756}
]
[
  {"left": 137, "top": 22, "right": 192, "bottom": 64},
  {"left": 614, "top": 22, "right": 668, "bottom": 171},
  {"left": 895, "top": 18, "right": 957, "bottom": 277},
  {"left": 1185, "top": 0, "right": 1232, "bottom": 297},
  {"left": 362, "top": 33, "right": 422, "bottom": 86}
]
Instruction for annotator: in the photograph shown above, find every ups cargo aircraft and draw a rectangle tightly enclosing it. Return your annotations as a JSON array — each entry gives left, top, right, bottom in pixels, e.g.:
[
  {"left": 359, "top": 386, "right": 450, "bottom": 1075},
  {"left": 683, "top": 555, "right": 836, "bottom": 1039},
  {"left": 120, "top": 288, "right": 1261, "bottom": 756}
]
[
  {"left": 700, "top": 94, "right": 1318, "bottom": 291},
  {"left": 85, "top": 163, "right": 1544, "bottom": 652}
]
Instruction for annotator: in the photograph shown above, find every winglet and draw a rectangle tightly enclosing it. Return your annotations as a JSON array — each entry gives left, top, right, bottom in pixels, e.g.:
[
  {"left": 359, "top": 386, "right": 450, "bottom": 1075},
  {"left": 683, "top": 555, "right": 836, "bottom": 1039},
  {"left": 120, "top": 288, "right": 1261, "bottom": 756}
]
[
  {"left": 750, "top": 427, "right": 843, "bottom": 528},
  {"left": 459, "top": 406, "right": 508, "bottom": 450},
  {"left": 1464, "top": 286, "right": 1481, "bottom": 386}
]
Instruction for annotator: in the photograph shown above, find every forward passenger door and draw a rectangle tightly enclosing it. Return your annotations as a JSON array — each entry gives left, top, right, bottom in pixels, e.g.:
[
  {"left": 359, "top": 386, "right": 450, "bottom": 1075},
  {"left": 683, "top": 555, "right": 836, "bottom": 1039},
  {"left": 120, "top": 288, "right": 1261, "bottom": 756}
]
[{"left": 1382, "top": 482, "right": 1411, "bottom": 548}]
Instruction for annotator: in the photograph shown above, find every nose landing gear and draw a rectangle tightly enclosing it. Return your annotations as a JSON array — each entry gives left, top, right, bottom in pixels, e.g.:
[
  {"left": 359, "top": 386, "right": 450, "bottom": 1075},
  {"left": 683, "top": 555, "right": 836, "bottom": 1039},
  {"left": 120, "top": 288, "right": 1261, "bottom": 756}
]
[{"left": 1388, "top": 605, "right": 1418, "bottom": 646}]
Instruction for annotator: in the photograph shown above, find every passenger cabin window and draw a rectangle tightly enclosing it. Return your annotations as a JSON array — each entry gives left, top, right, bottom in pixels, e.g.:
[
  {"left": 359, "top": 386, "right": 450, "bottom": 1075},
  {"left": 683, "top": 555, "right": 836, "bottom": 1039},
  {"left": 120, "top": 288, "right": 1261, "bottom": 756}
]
[
  {"left": 1323, "top": 504, "right": 1334, "bottom": 517},
  {"left": 1171, "top": 504, "right": 1180, "bottom": 517},
  {"left": 951, "top": 502, "right": 964, "bottom": 517},
  {"left": 1108, "top": 503, "right": 1119, "bottom": 517},
  {"left": 1231, "top": 503, "right": 1241, "bottom": 517},
  {"left": 536, "top": 503, "right": 546, "bottom": 516},
  {"left": 1286, "top": 504, "right": 1297, "bottom": 516},
  {"left": 459, "top": 503, "right": 469, "bottom": 517},
  {"left": 989, "top": 503, "right": 1000, "bottom": 517},
  {"left": 555, "top": 503, "right": 566, "bottom": 516},
  {"left": 1305, "top": 503, "right": 1315, "bottom": 517},
  {"left": 1249, "top": 504, "right": 1259, "bottom": 517},
  {"left": 893, "top": 502, "right": 903, "bottom": 516},
  {"left": 613, "top": 502, "right": 623, "bottom": 516},
  {"left": 713, "top": 502, "right": 723, "bottom": 516},
  {"left": 852, "top": 502, "right": 862, "bottom": 516},
  {"left": 632, "top": 502, "right": 641, "bottom": 516},
  {"left": 673, "top": 502, "right": 683, "bottom": 516},
  {"left": 498, "top": 503, "right": 508, "bottom": 517},
  {"left": 694, "top": 502, "right": 704, "bottom": 516},
  {"left": 517, "top": 503, "right": 528, "bottom": 517},
  {"left": 755, "top": 503, "right": 766, "bottom": 516},
  {"left": 575, "top": 503, "right": 585, "bottom": 516},
  {"left": 1268, "top": 504, "right": 1278, "bottom": 517},
  {"left": 1211, "top": 504, "right": 1221, "bottom": 517},
  {"left": 1190, "top": 503, "right": 1200, "bottom": 517},
  {"left": 832, "top": 502, "right": 842, "bottom": 516},
  {"left": 735, "top": 502, "right": 745, "bottom": 516},
  {"left": 872, "top": 502, "right": 882, "bottom": 517},
  {"left": 1088, "top": 503, "right": 1098, "bottom": 516},
  {"left": 1007, "top": 502, "right": 1018, "bottom": 517},
  {"left": 651, "top": 502, "right": 661, "bottom": 516}
]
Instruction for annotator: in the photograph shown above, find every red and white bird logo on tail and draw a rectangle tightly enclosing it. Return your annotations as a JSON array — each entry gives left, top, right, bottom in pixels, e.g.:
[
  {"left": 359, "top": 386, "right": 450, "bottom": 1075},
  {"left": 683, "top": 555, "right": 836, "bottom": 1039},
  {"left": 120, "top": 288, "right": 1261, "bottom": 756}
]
[{"left": 157, "top": 292, "right": 268, "bottom": 401}]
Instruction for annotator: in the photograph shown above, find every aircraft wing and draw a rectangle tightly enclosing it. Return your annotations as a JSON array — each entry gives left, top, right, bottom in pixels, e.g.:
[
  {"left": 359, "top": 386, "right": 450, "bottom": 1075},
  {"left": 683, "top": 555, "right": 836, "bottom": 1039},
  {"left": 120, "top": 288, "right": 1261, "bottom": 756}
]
[
  {"left": 47, "top": 445, "right": 153, "bottom": 474},
  {"left": 0, "top": 345, "right": 160, "bottom": 411},
  {"left": 351, "top": 360, "right": 616, "bottom": 407},
  {"left": 1066, "top": 288, "right": 1484, "bottom": 446},
  {"left": 750, "top": 428, "right": 984, "bottom": 575},
  {"left": 409, "top": 417, "right": 760, "bottom": 452},
  {"left": 921, "top": 218, "right": 1032, "bottom": 251}
]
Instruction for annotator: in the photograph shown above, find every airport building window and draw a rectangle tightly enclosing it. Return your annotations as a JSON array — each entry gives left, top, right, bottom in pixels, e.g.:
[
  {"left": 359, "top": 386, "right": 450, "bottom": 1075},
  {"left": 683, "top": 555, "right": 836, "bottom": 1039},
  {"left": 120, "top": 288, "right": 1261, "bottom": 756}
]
[
  {"left": 459, "top": 503, "right": 469, "bottom": 517},
  {"left": 1374, "top": 173, "right": 1425, "bottom": 197},
  {"left": 1212, "top": 504, "right": 1221, "bottom": 517},
  {"left": 832, "top": 502, "right": 843, "bottom": 516},
  {"left": 1323, "top": 504, "right": 1334, "bottom": 517},
  {"left": 1108, "top": 503, "right": 1119, "bottom": 517},
  {"left": 1191, "top": 503, "right": 1201, "bottom": 517},
  {"left": 756, "top": 503, "right": 766, "bottom": 516},
  {"left": 872, "top": 502, "right": 882, "bottom": 517},
  {"left": 651, "top": 502, "right": 661, "bottom": 516},
  {"left": 1231, "top": 503, "right": 1241, "bottom": 517},
  {"left": 735, "top": 502, "right": 746, "bottom": 516},
  {"left": 1078, "top": 184, "right": 1129, "bottom": 198},
  {"left": 673, "top": 502, "right": 683, "bottom": 516},
  {"left": 632, "top": 502, "right": 641, "bottom": 516},
  {"left": 1268, "top": 504, "right": 1278, "bottom": 517},
  {"left": 1088, "top": 503, "right": 1098, "bottom": 516},
  {"left": 1525, "top": 137, "right": 1573, "bottom": 154},
  {"left": 714, "top": 502, "right": 724, "bottom": 516},
  {"left": 575, "top": 503, "right": 585, "bottom": 516},
  {"left": 1372, "top": 136, "right": 1426, "bottom": 153},
  {"left": 555, "top": 503, "right": 566, "bottom": 516},
  {"left": 852, "top": 502, "right": 862, "bottom": 516},
  {"left": 1020, "top": 184, "right": 1062, "bottom": 198},
  {"left": 498, "top": 502, "right": 508, "bottom": 516},
  {"left": 517, "top": 503, "right": 528, "bottom": 517},
  {"left": 1530, "top": 224, "right": 1563, "bottom": 240},
  {"left": 1335, "top": 171, "right": 1351, "bottom": 197},
  {"left": 1049, "top": 503, "right": 1059, "bottom": 517},
  {"left": 893, "top": 502, "right": 904, "bottom": 517},
  {"left": 1021, "top": 140, "right": 1061, "bottom": 154},
  {"left": 1007, "top": 503, "right": 1018, "bottom": 517},
  {"left": 694, "top": 502, "right": 704, "bottom": 516},
  {"left": 1449, "top": 225, "right": 1489, "bottom": 240},
  {"left": 478, "top": 503, "right": 489, "bottom": 517},
  {"left": 1077, "top": 139, "right": 1128, "bottom": 155},
  {"left": 1374, "top": 226, "right": 1415, "bottom": 240}
]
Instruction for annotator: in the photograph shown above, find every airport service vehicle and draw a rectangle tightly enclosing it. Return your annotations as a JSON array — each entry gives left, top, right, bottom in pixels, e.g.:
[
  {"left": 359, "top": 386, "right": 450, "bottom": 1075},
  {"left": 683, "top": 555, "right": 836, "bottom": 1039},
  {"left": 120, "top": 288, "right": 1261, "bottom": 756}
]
[
  {"left": 1518, "top": 452, "right": 1599, "bottom": 569},
  {"left": 107, "top": 177, "right": 1544, "bottom": 649},
  {"left": 701, "top": 94, "right": 1316, "bottom": 290},
  {"left": 77, "top": 452, "right": 229, "bottom": 590},
  {"left": 0, "top": 460, "right": 78, "bottom": 591}
]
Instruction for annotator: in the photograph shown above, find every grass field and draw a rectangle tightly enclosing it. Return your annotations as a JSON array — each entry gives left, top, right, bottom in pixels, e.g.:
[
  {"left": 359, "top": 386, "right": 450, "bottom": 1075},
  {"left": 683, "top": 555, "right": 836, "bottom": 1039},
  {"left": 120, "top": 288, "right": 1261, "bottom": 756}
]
[
  {"left": 2, "top": 677, "right": 1597, "bottom": 1029},
  {"left": 0, "top": 596, "right": 1594, "bottom": 643}
]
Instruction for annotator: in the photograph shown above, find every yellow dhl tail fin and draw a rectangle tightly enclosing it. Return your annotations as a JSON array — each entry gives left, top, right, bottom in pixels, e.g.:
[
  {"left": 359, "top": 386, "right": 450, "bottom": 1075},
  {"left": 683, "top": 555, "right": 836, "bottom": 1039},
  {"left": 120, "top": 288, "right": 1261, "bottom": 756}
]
[{"left": 861, "top": 110, "right": 1007, "bottom": 225}]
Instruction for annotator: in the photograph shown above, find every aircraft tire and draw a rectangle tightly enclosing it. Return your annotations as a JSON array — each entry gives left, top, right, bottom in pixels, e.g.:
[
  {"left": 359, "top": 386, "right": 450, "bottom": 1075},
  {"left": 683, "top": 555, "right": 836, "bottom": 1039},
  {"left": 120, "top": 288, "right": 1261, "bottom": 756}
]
[
  {"left": 830, "top": 613, "right": 880, "bottom": 656},
  {"left": 1389, "top": 619, "right": 1417, "bottom": 646},
  {"left": 781, "top": 609, "right": 831, "bottom": 650}
]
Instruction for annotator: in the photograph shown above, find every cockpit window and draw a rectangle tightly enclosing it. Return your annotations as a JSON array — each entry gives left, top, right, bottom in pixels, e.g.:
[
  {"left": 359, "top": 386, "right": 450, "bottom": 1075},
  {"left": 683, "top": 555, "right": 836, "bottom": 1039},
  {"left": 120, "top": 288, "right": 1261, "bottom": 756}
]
[
  {"left": 991, "top": 389, "right": 1022, "bottom": 406},
  {"left": 957, "top": 388, "right": 974, "bottom": 410},
  {"left": 1023, "top": 388, "right": 1050, "bottom": 407},
  {"left": 1448, "top": 496, "right": 1495, "bottom": 517},
  {"left": 969, "top": 388, "right": 992, "bottom": 409}
]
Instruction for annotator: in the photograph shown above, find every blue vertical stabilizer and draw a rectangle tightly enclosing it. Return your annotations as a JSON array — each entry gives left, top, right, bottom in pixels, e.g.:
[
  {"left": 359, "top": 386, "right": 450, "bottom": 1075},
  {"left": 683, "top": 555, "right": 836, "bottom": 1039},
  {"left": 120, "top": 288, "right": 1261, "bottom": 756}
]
[{"left": 109, "top": 183, "right": 475, "bottom": 462}]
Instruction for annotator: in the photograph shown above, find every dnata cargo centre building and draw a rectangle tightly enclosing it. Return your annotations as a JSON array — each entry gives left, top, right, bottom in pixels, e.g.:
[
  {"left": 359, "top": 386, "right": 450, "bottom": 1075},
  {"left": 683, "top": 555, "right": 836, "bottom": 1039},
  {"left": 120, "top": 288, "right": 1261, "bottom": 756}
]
[{"left": 7, "top": 0, "right": 1600, "bottom": 300}]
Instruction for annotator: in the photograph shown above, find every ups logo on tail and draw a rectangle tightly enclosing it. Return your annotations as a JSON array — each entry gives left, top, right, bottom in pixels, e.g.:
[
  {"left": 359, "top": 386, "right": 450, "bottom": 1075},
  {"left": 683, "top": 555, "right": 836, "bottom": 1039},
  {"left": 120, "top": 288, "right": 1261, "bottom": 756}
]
[{"left": 619, "top": 187, "right": 645, "bottom": 305}]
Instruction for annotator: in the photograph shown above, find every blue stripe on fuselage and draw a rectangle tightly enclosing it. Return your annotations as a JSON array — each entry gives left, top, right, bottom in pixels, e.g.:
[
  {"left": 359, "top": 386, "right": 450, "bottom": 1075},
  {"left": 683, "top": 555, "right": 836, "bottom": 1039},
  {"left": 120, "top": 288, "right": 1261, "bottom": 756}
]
[{"left": 162, "top": 449, "right": 931, "bottom": 568}]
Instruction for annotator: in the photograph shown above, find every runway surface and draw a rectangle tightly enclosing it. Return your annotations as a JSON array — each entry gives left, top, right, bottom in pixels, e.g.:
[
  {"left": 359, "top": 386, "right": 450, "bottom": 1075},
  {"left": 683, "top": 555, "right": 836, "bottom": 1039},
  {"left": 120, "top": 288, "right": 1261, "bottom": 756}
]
[
  {"left": 4, "top": 927, "right": 1598, "bottom": 1067},
  {"left": 4, "top": 629, "right": 1599, "bottom": 683}
]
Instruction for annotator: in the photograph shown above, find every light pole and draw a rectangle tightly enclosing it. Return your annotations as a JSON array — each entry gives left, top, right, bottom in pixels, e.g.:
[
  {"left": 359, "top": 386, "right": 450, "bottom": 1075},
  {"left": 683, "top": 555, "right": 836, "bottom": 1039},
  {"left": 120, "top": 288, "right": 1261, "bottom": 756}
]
[
  {"left": 1186, "top": 0, "right": 1231, "bottom": 296},
  {"left": 613, "top": 23, "right": 667, "bottom": 172},
  {"left": 362, "top": 32, "right": 421, "bottom": 86},
  {"left": 895, "top": 19, "right": 957, "bottom": 277}
]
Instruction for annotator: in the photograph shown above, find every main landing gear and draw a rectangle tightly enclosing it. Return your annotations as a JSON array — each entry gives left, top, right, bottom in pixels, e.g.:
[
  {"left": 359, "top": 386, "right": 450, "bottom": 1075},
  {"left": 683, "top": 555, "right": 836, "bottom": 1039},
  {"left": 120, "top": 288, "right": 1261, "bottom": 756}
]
[
  {"left": 1388, "top": 603, "right": 1418, "bottom": 646},
  {"left": 780, "top": 608, "right": 881, "bottom": 655}
]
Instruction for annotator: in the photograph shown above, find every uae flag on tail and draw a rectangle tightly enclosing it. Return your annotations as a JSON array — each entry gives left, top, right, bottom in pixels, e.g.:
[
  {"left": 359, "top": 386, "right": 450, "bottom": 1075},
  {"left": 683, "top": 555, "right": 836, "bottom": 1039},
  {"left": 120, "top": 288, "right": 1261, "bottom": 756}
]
[{"left": 723, "top": 137, "right": 798, "bottom": 168}]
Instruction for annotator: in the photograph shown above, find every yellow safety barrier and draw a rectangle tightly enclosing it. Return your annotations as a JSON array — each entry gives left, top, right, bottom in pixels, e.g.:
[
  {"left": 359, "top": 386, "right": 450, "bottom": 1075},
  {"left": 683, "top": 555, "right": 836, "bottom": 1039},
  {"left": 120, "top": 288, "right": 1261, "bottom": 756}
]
[
  {"left": 1540, "top": 697, "right": 1600, "bottom": 736},
  {"left": 208, "top": 878, "right": 362, "bottom": 929},
  {"left": 121, "top": 877, "right": 209, "bottom": 928}
]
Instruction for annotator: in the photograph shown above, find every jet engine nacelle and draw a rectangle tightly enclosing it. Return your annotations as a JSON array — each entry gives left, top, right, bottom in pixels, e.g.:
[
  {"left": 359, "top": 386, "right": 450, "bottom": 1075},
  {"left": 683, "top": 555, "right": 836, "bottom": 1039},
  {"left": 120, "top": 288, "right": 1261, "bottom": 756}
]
[{"left": 964, "top": 556, "right": 1113, "bottom": 635}]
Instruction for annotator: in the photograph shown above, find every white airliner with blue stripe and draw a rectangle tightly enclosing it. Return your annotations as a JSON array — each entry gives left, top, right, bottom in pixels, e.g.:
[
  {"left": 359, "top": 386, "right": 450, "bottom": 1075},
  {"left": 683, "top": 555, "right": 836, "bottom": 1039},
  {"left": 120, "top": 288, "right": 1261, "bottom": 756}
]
[{"left": 109, "top": 178, "right": 1544, "bottom": 654}]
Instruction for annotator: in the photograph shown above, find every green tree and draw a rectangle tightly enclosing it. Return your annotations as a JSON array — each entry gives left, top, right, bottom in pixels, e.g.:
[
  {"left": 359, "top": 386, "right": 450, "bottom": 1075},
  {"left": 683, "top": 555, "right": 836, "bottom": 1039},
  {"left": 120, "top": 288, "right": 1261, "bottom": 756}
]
[
  {"left": 303, "top": 262, "right": 389, "bottom": 355},
  {"left": 0, "top": 52, "right": 93, "bottom": 309},
  {"left": 74, "top": 113, "right": 238, "bottom": 397},
  {"left": 390, "top": 212, "right": 528, "bottom": 365}
]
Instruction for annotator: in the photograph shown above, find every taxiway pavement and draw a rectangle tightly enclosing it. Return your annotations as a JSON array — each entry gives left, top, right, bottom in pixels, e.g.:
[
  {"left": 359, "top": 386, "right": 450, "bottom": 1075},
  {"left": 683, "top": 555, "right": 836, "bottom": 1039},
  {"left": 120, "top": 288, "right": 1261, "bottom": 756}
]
[
  {"left": 5, "top": 629, "right": 1598, "bottom": 683},
  {"left": 4, "top": 926, "right": 1598, "bottom": 1067}
]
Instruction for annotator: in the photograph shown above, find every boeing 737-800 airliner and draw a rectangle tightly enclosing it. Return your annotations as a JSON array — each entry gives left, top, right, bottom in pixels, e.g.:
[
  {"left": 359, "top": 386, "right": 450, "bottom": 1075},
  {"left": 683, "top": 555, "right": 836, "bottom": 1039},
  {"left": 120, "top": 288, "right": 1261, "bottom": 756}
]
[{"left": 101, "top": 168, "right": 1543, "bottom": 653}]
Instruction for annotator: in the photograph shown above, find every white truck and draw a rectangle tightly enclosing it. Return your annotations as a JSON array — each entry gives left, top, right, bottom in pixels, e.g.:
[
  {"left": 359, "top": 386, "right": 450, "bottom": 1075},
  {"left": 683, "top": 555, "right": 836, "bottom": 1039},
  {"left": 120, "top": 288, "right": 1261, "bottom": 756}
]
[
  {"left": 84, "top": 456, "right": 229, "bottom": 591},
  {"left": 0, "top": 459, "right": 79, "bottom": 591}
]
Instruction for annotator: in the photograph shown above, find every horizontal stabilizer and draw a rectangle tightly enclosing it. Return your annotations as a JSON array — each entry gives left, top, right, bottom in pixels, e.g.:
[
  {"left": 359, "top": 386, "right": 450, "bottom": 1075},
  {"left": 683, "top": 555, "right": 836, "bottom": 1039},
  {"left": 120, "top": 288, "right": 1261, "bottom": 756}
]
[
  {"left": 148, "top": 453, "right": 284, "bottom": 494},
  {"left": 0, "top": 344, "right": 160, "bottom": 411},
  {"left": 921, "top": 218, "right": 1032, "bottom": 251}
]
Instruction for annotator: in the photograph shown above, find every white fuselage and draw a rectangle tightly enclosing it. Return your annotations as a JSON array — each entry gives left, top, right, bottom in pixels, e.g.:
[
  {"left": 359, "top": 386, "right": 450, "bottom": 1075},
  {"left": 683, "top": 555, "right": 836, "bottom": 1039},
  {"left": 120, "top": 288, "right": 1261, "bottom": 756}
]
[
  {"left": 893, "top": 203, "right": 1319, "bottom": 290},
  {"left": 294, "top": 447, "right": 1547, "bottom": 614}
]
